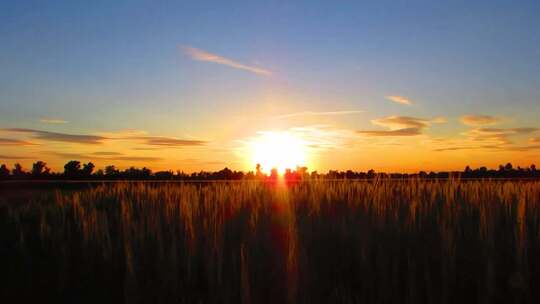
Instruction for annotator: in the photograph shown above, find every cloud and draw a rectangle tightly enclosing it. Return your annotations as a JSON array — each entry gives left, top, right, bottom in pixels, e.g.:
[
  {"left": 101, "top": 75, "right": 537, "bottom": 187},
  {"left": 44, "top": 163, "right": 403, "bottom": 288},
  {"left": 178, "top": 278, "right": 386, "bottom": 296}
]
[
  {"left": 358, "top": 128, "right": 422, "bottom": 137},
  {"left": 48, "top": 152, "right": 162, "bottom": 162},
  {"left": 91, "top": 152, "right": 124, "bottom": 156},
  {"left": 464, "top": 127, "right": 538, "bottom": 145},
  {"left": 358, "top": 116, "right": 445, "bottom": 137},
  {"left": 0, "top": 138, "right": 37, "bottom": 146},
  {"left": 113, "top": 156, "right": 163, "bottom": 162},
  {"left": 273, "top": 110, "right": 364, "bottom": 119},
  {"left": 435, "top": 145, "right": 540, "bottom": 152},
  {"left": 530, "top": 137, "right": 540, "bottom": 144},
  {"left": 432, "top": 127, "right": 539, "bottom": 152},
  {"left": 182, "top": 46, "right": 271, "bottom": 76},
  {"left": 386, "top": 95, "right": 413, "bottom": 105},
  {"left": 135, "top": 136, "right": 207, "bottom": 147},
  {"left": 0, "top": 155, "right": 32, "bottom": 160},
  {"left": 460, "top": 115, "right": 501, "bottom": 126},
  {"left": 4, "top": 128, "right": 107, "bottom": 144},
  {"left": 40, "top": 118, "right": 68, "bottom": 124}
]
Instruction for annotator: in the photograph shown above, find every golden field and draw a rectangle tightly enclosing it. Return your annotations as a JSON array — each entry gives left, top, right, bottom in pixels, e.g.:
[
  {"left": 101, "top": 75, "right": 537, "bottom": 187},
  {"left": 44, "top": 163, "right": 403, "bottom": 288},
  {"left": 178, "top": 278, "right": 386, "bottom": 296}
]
[{"left": 1, "top": 179, "right": 540, "bottom": 303}]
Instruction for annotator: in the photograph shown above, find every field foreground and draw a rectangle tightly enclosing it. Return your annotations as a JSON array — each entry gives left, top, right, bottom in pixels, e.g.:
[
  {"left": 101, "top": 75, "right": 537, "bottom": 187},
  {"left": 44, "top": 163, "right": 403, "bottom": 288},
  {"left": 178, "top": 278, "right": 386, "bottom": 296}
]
[{"left": 1, "top": 180, "right": 540, "bottom": 303}]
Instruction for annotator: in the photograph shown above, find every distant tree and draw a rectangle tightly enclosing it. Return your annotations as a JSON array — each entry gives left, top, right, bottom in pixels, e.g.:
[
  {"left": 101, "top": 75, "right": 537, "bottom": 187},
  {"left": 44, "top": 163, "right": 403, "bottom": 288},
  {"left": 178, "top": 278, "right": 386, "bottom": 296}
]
[
  {"left": 105, "top": 165, "right": 119, "bottom": 177},
  {"left": 95, "top": 169, "right": 104, "bottom": 177},
  {"left": 155, "top": 170, "right": 174, "bottom": 179},
  {"left": 31, "top": 161, "right": 50, "bottom": 177},
  {"left": 531, "top": 164, "right": 537, "bottom": 172},
  {"left": 255, "top": 163, "right": 264, "bottom": 178},
  {"left": 0, "top": 164, "right": 10, "bottom": 179},
  {"left": 270, "top": 168, "right": 279, "bottom": 180},
  {"left": 504, "top": 163, "right": 513, "bottom": 171},
  {"left": 12, "top": 163, "right": 27, "bottom": 178},
  {"left": 141, "top": 167, "right": 152, "bottom": 178},
  {"left": 64, "top": 160, "right": 81, "bottom": 178},
  {"left": 367, "top": 169, "right": 376, "bottom": 179},
  {"left": 297, "top": 166, "right": 309, "bottom": 179},
  {"left": 82, "top": 162, "right": 95, "bottom": 177}
]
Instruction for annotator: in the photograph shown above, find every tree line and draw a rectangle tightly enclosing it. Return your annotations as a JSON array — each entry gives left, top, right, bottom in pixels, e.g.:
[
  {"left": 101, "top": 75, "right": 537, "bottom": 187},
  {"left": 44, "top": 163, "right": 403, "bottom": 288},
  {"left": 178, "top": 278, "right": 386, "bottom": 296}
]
[{"left": 0, "top": 160, "right": 538, "bottom": 181}]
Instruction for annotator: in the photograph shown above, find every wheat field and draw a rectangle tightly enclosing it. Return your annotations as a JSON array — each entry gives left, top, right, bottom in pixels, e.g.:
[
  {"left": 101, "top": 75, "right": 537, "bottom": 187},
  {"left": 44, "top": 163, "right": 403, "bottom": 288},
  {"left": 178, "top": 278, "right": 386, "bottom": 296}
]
[{"left": 1, "top": 179, "right": 540, "bottom": 303}]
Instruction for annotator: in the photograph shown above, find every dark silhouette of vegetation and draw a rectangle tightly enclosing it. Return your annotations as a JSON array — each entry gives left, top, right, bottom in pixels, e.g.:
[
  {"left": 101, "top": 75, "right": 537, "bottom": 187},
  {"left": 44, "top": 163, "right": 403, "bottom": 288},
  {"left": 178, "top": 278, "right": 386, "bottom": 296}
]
[
  {"left": 0, "top": 164, "right": 9, "bottom": 179},
  {"left": 31, "top": 161, "right": 50, "bottom": 177},
  {"left": 0, "top": 160, "right": 539, "bottom": 181}
]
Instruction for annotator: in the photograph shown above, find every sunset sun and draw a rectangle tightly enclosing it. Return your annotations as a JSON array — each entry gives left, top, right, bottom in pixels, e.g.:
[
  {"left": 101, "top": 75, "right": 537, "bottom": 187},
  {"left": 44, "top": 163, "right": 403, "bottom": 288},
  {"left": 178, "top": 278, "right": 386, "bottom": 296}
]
[{"left": 249, "top": 131, "right": 307, "bottom": 174}]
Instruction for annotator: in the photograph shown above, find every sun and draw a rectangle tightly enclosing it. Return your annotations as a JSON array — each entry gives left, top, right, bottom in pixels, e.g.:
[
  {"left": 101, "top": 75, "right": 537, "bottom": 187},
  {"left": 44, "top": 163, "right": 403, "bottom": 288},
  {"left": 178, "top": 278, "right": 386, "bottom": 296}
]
[{"left": 249, "top": 131, "right": 307, "bottom": 174}]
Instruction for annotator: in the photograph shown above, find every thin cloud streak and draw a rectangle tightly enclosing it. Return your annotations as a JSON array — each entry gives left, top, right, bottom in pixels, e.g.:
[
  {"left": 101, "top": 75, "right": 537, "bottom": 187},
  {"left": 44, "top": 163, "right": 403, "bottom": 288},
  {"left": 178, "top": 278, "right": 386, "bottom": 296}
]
[
  {"left": 0, "top": 155, "right": 32, "bottom": 160},
  {"left": 460, "top": 115, "right": 501, "bottom": 126},
  {"left": 182, "top": 46, "right": 272, "bottom": 76},
  {"left": 274, "top": 110, "right": 364, "bottom": 119},
  {"left": 134, "top": 136, "right": 207, "bottom": 147},
  {"left": 48, "top": 151, "right": 163, "bottom": 162},
  {"left": 5, "top": 128, "right": 107, "bottom": 144},
  {"left": 40, "top": 118, "right": 68, "bottom": 124},
  {"left": 358, "top": 128, "right": 422, "bottom": 137},
  {"left": 0, "top": 138, "right": 37, "bottom": 146},
  {"left": 386, "top": 95, "right": 413, "bottom": 105},
  {"left": 358, "top": 116, "right": 446, "bottom": 137}
]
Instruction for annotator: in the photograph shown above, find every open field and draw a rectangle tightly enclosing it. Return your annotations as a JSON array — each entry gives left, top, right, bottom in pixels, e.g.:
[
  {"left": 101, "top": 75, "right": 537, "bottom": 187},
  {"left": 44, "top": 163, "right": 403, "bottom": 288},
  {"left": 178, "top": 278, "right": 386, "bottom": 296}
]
[{"left": 1, "top": 179, "right": 540, "bottom": 303}]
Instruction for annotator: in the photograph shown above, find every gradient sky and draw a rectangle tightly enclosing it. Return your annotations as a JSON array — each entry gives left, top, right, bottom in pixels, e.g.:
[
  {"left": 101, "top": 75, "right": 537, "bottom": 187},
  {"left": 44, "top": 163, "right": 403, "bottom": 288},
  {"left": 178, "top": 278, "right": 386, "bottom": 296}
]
[{"left": 1, "top": 0, "right": 540, "bottom": 173}]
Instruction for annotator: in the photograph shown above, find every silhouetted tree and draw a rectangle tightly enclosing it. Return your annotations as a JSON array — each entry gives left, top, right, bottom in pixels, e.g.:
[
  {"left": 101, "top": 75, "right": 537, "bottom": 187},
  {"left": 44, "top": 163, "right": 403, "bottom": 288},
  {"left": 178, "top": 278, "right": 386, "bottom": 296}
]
[
  {"left": 82, "top": 162, "right": 95, "bottom": 177},
  {"left": 155, "top": 170, "right": 174, "bottom": 179},
  {"left": 270, "top": 168, "right": 279, "bottom": 180},
  {"left": 64, "top": 160, "right": 82, "bottom": 178},
  {"left": 105, "top": 165, "right": 119, "bottom": 177},
  {"left": 0, "top": 164, "right": 9, "bottom": 179},
  {"left": 12, "top": 163, "right": 27, "bottom": 178},
  {"left": 31, "top": 161, "right": 50, "bottom": 177},
  {"left": 255, "top": 163, "right": 264, "bottom": 179},
  {"left": 95, "top": 169, "right": 104, "bottom": 177}
]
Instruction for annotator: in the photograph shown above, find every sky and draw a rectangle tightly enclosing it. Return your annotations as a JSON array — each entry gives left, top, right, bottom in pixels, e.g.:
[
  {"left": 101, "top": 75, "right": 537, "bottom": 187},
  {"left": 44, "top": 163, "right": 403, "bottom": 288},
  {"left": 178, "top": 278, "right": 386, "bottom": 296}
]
[{"left": 1, "top": 0, "right": 540, "bottom": 173}]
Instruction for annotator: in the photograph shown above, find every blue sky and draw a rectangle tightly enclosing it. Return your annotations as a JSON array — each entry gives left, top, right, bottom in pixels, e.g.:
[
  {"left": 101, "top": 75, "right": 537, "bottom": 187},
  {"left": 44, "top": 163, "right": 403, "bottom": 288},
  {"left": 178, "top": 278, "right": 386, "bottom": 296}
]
[{"left": 1, "top": 0, "right": 540, "bottom": 171}]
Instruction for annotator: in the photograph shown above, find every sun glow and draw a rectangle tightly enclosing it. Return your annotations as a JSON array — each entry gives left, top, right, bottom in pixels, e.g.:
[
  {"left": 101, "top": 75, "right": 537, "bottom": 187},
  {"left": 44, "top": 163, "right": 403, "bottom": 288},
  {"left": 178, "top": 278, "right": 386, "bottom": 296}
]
[{"left": 249, "top": 131, "right": 307, "bottom": 174}]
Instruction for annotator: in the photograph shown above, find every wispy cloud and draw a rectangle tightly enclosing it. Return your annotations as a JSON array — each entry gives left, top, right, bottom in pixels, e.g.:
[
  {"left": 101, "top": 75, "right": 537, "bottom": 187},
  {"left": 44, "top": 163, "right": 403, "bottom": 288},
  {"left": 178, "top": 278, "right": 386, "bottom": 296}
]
[
  {"left": 40, "top": 118, "right": 68, "bottom": 124},
  {"left": 134, "top": 136, "right": 207, "bottom": 147},
  {"left": 460, "top": 115, "right": 502, "bottom": 126},
  {"left": 4, "top": 128, "right": 209, "bottom": 148},
  {"left": 4, "top": 128, "right": 107, "bottom": 144},
  {"left": 386, "top": 95, "right": 413, "bottom": 105},
  {"left": 0, "top": 155, "right": 33, "bottom": 160},
  {"left": 182, "top": 46, "right": 271, "bottom": 76},
  {"left": 0, "top": 138, "right": 37, "bottom": 146},
  {"left": 273, "top": 110, "right": 364, "bottom": 119},
  {"left": 530, "top": 137, "right": 540, "bottom": 144},
  {"left": 432, "top": 127, "right": 539, "bottom": 152},
  {"left": 464, "top": 127, "right": 538, "bottom": 145},
  {"left": 358, "top": 116, "right": 445, "bottom": 137},
  {"left": 358, "top": 128, "right": 422, "bottom": 137},
  {"left": 49, "top": 151, "right": 163, "bottom": 162},
  {"left": 91, "top": 151, "right": 124, "bottom": 156}
]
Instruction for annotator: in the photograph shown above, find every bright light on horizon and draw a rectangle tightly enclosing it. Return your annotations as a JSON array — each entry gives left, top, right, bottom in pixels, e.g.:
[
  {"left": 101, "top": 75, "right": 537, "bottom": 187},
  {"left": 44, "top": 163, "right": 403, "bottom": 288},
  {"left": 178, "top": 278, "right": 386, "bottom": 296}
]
[{"left": 249, "top": 131, "right": 307, "bottom": 174}]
